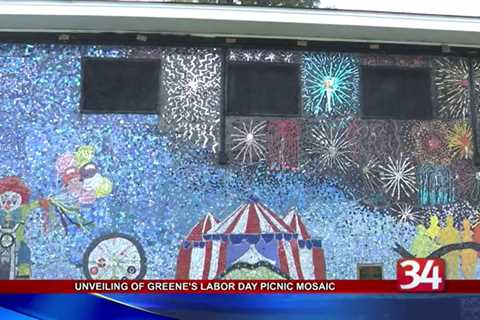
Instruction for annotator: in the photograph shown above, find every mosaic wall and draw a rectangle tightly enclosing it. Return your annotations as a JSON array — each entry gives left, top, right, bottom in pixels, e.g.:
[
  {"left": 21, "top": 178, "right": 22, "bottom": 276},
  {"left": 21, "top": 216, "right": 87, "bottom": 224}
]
[{"left": 0, "top": 44, "right": 480, "bottom": 280}]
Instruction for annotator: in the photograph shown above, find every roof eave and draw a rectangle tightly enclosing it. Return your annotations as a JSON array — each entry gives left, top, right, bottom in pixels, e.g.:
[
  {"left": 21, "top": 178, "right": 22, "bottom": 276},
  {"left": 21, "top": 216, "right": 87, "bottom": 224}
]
[{"left": 1, "top": 1, "right": 480, "bottom": 47}]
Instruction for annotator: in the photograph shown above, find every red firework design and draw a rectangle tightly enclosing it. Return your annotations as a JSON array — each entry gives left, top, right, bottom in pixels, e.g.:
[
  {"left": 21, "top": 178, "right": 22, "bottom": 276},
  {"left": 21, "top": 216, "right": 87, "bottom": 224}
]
[
  {"left": 267, "top": 120, "right": 300, "bottom": 170},
  {"left": 411, "top": 121, "right": 450, "bottom": 164}
]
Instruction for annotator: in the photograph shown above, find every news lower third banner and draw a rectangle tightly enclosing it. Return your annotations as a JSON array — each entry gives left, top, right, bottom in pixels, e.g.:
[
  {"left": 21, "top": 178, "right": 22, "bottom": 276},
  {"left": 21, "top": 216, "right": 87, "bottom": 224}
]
[
  {"left": 0, "top": 279, "right": 479, "bottom": 294},
  {"left": 0, "top": 282, "right": 479, "bottom": 320},
  {"left": 0, "top": 259, "right": 479, "bottom": 319}
]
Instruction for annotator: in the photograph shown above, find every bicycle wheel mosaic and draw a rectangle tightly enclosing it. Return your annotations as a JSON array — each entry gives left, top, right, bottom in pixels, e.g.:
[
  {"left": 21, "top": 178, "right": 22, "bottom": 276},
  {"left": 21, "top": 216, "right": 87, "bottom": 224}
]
[{"left": 1, "top": 44, "right": 480, "bottom": 279}]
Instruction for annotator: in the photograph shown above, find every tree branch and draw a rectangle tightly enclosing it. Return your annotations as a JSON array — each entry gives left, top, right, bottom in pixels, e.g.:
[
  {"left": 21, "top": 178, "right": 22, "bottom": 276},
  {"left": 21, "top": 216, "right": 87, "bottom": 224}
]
[
  {"left": 393, "top": 242, "right": 415, "bottom": 259},
  {"left": 427, "top": 242, "right": 480, "bottom": 258}
]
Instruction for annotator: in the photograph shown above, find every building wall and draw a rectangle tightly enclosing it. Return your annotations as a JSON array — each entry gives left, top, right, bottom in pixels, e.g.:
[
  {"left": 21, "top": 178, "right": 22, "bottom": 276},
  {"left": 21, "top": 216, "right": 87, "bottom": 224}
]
[{"left": 0, "top": 43, "right": 479, "bottom": 279}]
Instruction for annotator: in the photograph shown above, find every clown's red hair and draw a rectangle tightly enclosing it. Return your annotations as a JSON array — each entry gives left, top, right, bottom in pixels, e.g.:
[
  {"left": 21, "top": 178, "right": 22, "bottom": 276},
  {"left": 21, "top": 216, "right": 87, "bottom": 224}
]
[{"left": 0, "top": 176, "right": 31, "bottom": 204}]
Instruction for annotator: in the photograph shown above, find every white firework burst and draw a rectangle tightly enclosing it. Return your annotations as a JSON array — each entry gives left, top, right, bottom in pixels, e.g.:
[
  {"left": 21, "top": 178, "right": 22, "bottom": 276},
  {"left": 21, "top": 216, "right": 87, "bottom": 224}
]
[
  {"left": 265, "top": 52, "right": 276, "bottom": 62},
  {"left": 434, "top": 58, "right": 480, "bottom": 119},
  {"left": 379, "top": 154, "right": 417, "bottom": 200},
  {"left": 227, "top": 49, "right": 298, "bottom": 64},
  {"left": 162, "top": 49, "right": 221, "bottom": 152},
  {"left": 391, "top": 204, "right": 421, "bottom": 224},
  {"left": 284, "top": 53, "right": 293, "bottom": 63},
  {"left": 306, "top": 124, "right": 355, "bottom": 173},
  {"left": 243, "top": 52, "right": 253, "bottom": 61},
  {"left": 254, "top": 51, "right": 263, "bottom": 61},
  {"left": 231, "top": 121, "right": 267, "bottom": 164},
  {"left": 228, "top": 51, "right": 237, "bottom": 61},
  {"left": 357, "top": 154, "right": 382, "bottom": 190}
]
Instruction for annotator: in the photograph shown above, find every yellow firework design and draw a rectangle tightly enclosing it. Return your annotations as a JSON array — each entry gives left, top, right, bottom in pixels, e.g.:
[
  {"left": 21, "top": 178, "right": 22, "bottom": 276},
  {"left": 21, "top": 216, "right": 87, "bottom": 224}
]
[{"left": 448, "top": 122, "right": 473, "bottom": 159}]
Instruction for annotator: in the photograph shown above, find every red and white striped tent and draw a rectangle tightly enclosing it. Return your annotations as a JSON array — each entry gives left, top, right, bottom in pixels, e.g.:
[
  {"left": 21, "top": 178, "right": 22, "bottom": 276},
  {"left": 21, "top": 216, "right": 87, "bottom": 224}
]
[
  {"left": 175, "top": 199, "right": 326, "bottom": 280},
  {"left": 175, "top": 212, "right": 218, "bottom": 279},
  {"left": 205, "top": 199, "right": 302, "bottom": 279},
  {"left": 212, "top": 200, "right": 293, "bottom": 235},
  {"left": 284, "top": 208, "right": 326, "bottom": 279}
]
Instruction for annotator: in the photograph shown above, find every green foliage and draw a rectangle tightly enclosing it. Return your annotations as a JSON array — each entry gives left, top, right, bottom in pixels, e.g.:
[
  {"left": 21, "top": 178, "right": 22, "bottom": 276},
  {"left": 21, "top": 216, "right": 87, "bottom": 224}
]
[
  {"left": 231, "top": 0, "right": 318, "bottom": 8},
  {"left": 17, "top": 263, "right": 30, "bottom": 277},
  {"left": 223, "top": 266, "right": 287, "bottom": 279},
  {"left": 174, "top": 0, "right": 319, "bottom": 9},
  {"left": 220, "top": 262, "right": 288, "bottom": 280}
]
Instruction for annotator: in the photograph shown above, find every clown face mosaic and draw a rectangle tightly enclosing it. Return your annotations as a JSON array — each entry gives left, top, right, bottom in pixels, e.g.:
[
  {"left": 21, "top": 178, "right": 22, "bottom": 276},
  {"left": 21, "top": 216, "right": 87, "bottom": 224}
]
[
  {"left": 0, "top": 192, "right": 22, "bottom": 213},
  {"left": 0, "top": 43, "right": 480, "bottom": 281}
]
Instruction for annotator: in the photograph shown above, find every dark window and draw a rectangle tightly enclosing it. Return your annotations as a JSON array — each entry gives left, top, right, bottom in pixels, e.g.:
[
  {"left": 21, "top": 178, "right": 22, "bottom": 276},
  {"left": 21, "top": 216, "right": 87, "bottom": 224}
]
[
  {"left": 357, "top": 264, "right": 383, "bottom": 280},
  {"left": 361, "top": 66, "right": 433, "bottom": 120},
  {"left": 81, "top": 58, "right": 160, "bottom": 113},
  {"left": 226, "top": 62, "right": 300, "bottom": 116}
]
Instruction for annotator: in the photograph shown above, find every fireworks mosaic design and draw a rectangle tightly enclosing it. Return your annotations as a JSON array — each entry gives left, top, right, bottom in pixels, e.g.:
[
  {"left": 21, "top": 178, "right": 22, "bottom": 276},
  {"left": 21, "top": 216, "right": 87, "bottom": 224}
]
[
  {"left": 227, "top": 49, "right": 299, "bottom": 64},
  {"left": 230, "top": 120, "right": 268, "bottom": 165},
  {"left": 390, "top": 203, "right": 422, "bottom": 224},
  {"left": 451, "top": 160, "right": 480, "bottom": 205},
  {"left": 423, "top": 201, "right": 476, "bottom": 229},
  {"left": 303, "top": 53, "right": 359, "bottom": 116},
  {"left": 353, "top": 153, "right": 382, "bottom": 192},
  {"left": 417, "top": 164, "right": 455, "bottom": 206},
  {"left": 434, "top": 58, "right": 480, "bottom": 119},
  {"left": 410, "top": 121, "right": 450, "bottom": 164},
  {"left": 361, "top": 55, "right": 427, "bottom": 68},
  {"left": 348, "top": 119, "right": 402, "bottom": 159},
  {"left": 475, "top": 59, "right": 480, "bottom": 100},
  {"left": 448, "top": 122, "right": 473, "bottom": 160},
  {"left": 161, "top": 49, "right": 222, "bottom": 152},
  {"left": 379, "top": 154, "right": 417, "bottom": 201},
  {"left": 305, "top": 122, "right": 355, "bottom": 173},
  {"left": 345, "top": 151, "right": 385, "bottom": 206},
  {"left": 267, "top": 120, "right": 300, "bottom": 170},
  {"left": 2, "top": 43, "right": 480, "bottom": 281}
]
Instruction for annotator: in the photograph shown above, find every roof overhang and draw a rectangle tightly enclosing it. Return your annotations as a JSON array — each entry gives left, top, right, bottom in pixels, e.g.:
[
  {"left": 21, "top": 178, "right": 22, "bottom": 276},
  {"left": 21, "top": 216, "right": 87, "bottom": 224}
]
[{"left": 1, "top": 1, "right": 480, "bottom": 48}]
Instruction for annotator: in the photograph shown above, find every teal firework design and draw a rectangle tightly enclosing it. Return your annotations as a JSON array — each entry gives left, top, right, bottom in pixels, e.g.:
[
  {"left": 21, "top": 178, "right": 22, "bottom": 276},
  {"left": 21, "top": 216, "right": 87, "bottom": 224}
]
[{"left": 302, "top": 53, "right": 360, "bottom": 116}]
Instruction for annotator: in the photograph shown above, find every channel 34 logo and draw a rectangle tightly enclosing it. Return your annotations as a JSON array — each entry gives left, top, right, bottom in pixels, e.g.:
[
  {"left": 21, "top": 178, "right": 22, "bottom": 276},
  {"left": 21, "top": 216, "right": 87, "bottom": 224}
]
[{"left": 397, "top": 258, "right": 445, "bottom": 292}]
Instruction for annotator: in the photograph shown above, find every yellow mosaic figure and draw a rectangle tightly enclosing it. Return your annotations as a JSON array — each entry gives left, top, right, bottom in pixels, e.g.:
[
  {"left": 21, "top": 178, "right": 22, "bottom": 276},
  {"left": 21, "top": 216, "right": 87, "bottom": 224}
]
[
  {"left": 461, "top": 219, "right": 477, "bottom": 279},
  {"left": 438, "top": 215, "right": 460, "bottom": 279},
  {"left": 410, "top": 225, "right": 440, "bottom": 258},
  {"left": 425, "top": 215, "right": 441, "bottom": 239}
]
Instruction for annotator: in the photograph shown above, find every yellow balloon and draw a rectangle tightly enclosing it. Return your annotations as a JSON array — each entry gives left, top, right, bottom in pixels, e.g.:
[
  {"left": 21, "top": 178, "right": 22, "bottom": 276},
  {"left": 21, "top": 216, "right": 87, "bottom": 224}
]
[
  {"left": 74, "top": 145, "right": 95, "bottom": 168},
  {"left": 95, "top": 177, "right": 112, "bottom": 197}
]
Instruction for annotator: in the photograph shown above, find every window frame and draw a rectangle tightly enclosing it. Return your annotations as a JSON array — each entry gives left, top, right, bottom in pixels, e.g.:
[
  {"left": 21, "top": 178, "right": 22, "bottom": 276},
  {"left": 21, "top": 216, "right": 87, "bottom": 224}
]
[
  {"left": 359, "top": 64, "right": 434, "bottom": 120},
  {"left": 357, "top": 263, "right": 384, "bottom": 280},
  {"left": 225, "top": 60, "right": 302, "bottom": 118},
  {"left": 79, "top": 56, "right": 161, "bottom": 114}
]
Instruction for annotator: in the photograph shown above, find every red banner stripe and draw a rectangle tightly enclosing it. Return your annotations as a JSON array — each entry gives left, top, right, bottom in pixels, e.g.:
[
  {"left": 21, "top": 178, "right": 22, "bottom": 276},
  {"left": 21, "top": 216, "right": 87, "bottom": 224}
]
[{"left": 0, "top": 280, "right": 477, "bottom": 294}]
